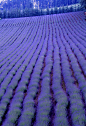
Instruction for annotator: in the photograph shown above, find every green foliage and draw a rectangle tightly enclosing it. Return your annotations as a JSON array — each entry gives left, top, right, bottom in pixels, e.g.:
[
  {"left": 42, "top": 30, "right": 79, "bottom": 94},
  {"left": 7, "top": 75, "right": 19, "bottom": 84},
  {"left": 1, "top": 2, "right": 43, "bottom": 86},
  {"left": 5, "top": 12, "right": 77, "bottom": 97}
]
[
  {"left": 0, "top": 11, "right": 2, "bottom": 18},
  {"left": 54, "top": 117, "right": 69, "bottom": 126},
  {"left": 0, "top": 89, "right": 5, "bottom": 100},
  {"left": 80, "top": 0, "right": 86, "bottom": 9},
  {"left": 47, "top": 8, "right": 49, "bottom": 15},
  {"left": 0, "top": 3, "right": 83, "bottom": 19},
  {"left": 18, "top": 108, "right": 35, "bottom": 126},
  {"left": 16, "top": 84, "right": 26, "bottom": 93},
  {"left": 3, "top": 9, "right": 6, "bottom": 18},
  {"left": 23, "top": 7, "right": 29, "bottom": 17},
  {"left": 8, "top": 108, "right": 21, "bottom": 123}
]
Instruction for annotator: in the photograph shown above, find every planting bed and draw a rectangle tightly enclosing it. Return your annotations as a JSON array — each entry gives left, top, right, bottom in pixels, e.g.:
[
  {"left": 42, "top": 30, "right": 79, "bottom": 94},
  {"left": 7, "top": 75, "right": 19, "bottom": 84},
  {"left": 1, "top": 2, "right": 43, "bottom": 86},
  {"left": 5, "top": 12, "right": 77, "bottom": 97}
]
[{"left": 0, "top": 11, "right": 86, "bottom": 126}]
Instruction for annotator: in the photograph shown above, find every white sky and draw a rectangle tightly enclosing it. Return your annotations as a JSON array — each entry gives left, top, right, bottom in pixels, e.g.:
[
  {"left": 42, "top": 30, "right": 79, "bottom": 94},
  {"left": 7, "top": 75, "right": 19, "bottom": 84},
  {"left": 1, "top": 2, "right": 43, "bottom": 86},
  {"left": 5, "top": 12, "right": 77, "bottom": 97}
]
[{"left": 0, "top": 0, "right": 6, "bottom": 3}]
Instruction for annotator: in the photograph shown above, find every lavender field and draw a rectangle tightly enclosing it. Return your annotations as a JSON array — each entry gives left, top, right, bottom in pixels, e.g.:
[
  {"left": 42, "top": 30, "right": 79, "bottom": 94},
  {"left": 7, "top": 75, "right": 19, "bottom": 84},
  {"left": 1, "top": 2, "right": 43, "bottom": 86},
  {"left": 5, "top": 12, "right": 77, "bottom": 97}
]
[{"left": 0, "top": 11, "right": 86, "bottom": 126}]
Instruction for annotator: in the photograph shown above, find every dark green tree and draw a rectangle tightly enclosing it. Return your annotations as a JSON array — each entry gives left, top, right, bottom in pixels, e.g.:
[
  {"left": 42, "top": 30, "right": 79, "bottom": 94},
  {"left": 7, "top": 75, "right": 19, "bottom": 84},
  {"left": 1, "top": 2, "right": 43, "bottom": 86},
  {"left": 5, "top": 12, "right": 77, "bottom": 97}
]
[{"left": 80, "top": 0, "right": 86, "bottom": 9}]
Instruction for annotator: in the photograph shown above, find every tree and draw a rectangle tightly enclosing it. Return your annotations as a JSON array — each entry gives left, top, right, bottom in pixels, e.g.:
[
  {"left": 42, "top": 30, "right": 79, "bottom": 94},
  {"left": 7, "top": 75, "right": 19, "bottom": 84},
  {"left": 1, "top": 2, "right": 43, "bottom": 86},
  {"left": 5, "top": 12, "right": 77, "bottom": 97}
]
[
  {"left": 54, "top": 7, "right": 57, "bottom": 14},
  {"left": 0, "top": 11, "right": 2, "bottom": 18},
  {"left": 47, "top": 7, "right": 49, "bottom": 15},
  {"left": 80, "top": 0, "right": 86, "bottom": 9}
]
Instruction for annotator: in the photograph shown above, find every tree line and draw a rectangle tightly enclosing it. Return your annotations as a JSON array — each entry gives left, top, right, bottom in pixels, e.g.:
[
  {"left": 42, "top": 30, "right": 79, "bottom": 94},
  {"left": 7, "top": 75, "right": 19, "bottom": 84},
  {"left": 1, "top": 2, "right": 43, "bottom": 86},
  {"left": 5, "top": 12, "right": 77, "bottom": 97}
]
[{"left": 0, "top": 0, "right": 85, "bottom": 19}]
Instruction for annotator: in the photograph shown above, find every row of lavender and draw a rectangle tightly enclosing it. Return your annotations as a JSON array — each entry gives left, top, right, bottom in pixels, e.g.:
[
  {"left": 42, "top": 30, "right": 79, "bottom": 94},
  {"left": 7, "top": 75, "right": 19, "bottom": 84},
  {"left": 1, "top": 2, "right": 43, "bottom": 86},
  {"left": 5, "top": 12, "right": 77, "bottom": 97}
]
[
  {"left": 0, "top": 11, "right": 86, "bottom": 126},
  {"left": 0, "top": 16, "right": 43, "bottom": 125}
]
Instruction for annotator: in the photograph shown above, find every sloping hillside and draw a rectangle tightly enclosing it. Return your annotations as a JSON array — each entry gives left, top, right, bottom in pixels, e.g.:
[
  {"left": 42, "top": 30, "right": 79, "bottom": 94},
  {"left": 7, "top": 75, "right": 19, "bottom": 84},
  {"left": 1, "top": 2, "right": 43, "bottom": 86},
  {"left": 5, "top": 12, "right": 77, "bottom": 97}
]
[{"left": 0, "top": 11, "right": 86, "bottom": 126}]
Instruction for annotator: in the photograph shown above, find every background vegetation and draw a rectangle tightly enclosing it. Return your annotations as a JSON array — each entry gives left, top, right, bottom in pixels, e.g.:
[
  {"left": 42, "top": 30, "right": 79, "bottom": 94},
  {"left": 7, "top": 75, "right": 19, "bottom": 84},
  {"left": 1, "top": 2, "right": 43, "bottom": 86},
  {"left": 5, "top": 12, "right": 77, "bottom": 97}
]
[{"left": 0, "top": 0, "right": 85, "bottom": 18}]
